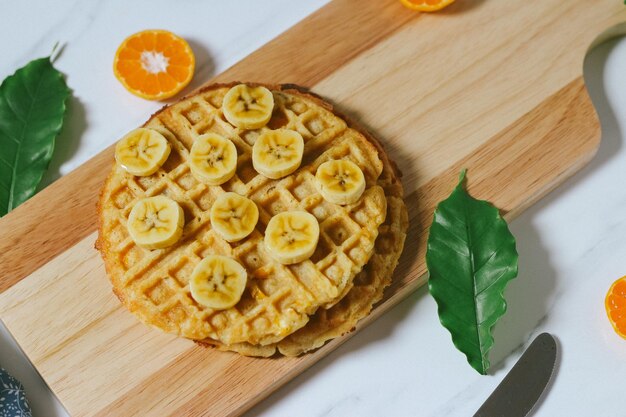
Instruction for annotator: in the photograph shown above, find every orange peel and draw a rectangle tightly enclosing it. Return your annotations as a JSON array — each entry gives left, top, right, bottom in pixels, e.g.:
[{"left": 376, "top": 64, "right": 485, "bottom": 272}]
[
  {"left": 113, "top": 29, "right": 195, "bottom": 100},
  {"left": 399, "top": 0, "right": 456, "bottom": 12},
  {"left": 606, "top": 275, "right": 626, "bottom": 339}
]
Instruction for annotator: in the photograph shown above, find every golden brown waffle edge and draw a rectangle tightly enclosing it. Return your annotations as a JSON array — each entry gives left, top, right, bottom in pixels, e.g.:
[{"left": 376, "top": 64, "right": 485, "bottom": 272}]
[
  {"left": 97, "top": 82, "right": 393, "bottom": 347},
  {"left": 195, "top": 85, "right": 408, "bottom": 356}
]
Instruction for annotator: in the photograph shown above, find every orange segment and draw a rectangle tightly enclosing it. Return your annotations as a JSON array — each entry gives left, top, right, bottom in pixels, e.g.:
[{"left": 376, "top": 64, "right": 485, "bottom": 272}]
[
  {"left": 399, "top": 0, "right": 455, "bottom": 12},
  {"left": 606, "top": 276, "right": 626, "bottom": 339},
  {"left": 113, "top": 29, "right": 195, "bottom": 100}
]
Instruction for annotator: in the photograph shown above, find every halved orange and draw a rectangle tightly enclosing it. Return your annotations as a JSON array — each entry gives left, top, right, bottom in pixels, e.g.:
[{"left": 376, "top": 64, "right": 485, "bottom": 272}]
[
  {"left": 606, "top": 276, "right": 626, "bottom": 339},
  {"left": 399, "top": 0, "right": 455, "bottom": 12},
  {"left": 114, "top": 29, "right": 195, "bottom": 101}
]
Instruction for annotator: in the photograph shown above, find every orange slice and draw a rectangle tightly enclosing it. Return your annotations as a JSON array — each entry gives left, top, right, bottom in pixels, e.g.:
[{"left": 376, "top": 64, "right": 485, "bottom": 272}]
[
  {"left": 114, "top": 29, "right": 195, "bottom": 100},
  {"left": 606, "top": 276, "right": 626, "bottom": 339},
  {"left": 399, "top": 0, "right": 455, "bottom": 12}
]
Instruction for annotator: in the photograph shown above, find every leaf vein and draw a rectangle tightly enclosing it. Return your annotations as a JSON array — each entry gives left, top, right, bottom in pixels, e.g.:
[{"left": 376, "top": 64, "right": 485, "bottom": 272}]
[
  {"left": 475, "top": 268, "right": 510, "bottom": 299},
  {"left": 435, "top": 274, "right": 469, "bottom": 295},
  {"left": 473, "top": 247, "right": 502, "bottom": 277},
  {"left": 0, "top": 155, "right": 12, "bottom": 169},
  {"left": 438, "top": 218, "right": 469, "bottom": 244},
  {"left": 8, "top": 66, "right": 47, "bottom": 212},
  {"left": 2, "top": 92, "right": 27, "bottom": 124},
  {"left": 431, "top": 235, "right": 468, "bottom": 259},
  {"left": 461, "top": 191, "right": 483, "bottom": 360}
]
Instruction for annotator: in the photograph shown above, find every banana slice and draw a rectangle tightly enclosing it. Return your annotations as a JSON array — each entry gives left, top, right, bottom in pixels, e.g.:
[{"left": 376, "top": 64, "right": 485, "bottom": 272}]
[
  {"left": 252, "top": 129, "right": 304, "bottom": 179},
  {"left": 127, "top": 195, "right": 184, "bottom": 250},
  {"left": 189, "top": 133, "right": 238, "bottom": 185},
  {"left": 210, "top": 192, "right": 259, "bottom": 242},
  {"left": 315, "top": 160, "right": 366, "bottom": 205},
  {"left": 264, "top": 211, "right": 320, "bottom": 265},
  {"left": 115, "top": 128, "right": 171, "bottom": 176},
  {"left": 189, "top": 255, "right": 248, "bottom": 309},
  {"left": 222, "top": 84, "right": 274, "bottom": 129}
]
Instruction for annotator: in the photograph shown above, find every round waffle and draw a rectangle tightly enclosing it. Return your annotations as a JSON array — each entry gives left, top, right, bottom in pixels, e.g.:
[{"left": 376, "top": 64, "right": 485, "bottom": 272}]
[
  {"left": 199, "top": 116, "right": 408, "bottom": 356},
  {"left": 97, "top": 83, "right": 388, "bottom": 346}
]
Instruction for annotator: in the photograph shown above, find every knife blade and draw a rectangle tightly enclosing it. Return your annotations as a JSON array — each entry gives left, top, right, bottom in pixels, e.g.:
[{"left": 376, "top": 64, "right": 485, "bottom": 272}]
[{"left": 473, "top": 333, "right": 558, "bottom": 417}]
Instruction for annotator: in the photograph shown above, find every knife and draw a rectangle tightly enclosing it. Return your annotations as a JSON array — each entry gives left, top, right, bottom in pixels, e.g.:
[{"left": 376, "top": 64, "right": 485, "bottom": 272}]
[{"left": 473, "top": 333, "right": 558, "bottom": 417}]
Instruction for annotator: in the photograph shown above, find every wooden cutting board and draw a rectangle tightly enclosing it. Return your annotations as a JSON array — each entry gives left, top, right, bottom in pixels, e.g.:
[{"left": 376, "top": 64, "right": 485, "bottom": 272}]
[{"left": 1, "top": 0, "right": 624, "bottom": 415}]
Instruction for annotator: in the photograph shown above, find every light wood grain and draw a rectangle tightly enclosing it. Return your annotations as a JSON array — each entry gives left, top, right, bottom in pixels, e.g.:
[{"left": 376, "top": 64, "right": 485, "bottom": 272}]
[
  {"left": 0, "top": 0, "right": 415, "bottom": 289},
  {"left": 0, "top": 75, "right": 600, "bottom": 416},
  {"left": 0, "top": 0, "right": 624, "bottom": 415}
]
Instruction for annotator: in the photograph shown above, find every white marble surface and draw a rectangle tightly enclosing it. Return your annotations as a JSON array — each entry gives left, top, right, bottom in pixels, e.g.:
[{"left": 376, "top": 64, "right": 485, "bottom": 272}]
[{"left": 1, "top": 1, "right": 626, "bottom": 416}]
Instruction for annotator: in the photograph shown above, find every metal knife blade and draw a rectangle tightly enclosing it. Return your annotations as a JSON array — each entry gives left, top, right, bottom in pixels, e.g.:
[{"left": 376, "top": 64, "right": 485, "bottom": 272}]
[{"left": 473, "top": 333, "right": 558, "bottom": 417}]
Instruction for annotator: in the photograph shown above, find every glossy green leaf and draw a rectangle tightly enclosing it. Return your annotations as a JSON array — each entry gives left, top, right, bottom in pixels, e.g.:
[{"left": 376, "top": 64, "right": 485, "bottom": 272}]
[
  {"left": 0, "top": 57, "right": 70, "bottom": 217},
  {"left": 426, "top": 169, "right": 518, "bottom": 374}
]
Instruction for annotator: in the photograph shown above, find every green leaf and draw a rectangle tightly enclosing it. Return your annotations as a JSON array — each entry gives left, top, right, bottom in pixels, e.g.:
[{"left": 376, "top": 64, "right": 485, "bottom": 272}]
[
  {"left": 0, "top": 56, "right": 70, "bottom": 217},
  {"left": 426, "top": 169, "right": 518, "bottom": 374}
]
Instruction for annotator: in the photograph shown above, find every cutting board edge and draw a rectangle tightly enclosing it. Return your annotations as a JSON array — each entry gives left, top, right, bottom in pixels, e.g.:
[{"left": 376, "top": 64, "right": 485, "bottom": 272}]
[
  {"left": 589, "top": 21, "right": 626, "bottom": 52},
  {"left": 0, "top": 72, "right": 605, "bottom": 417},
  {"left": 0, "top": 1, "right": 621, "bottom": 415}
]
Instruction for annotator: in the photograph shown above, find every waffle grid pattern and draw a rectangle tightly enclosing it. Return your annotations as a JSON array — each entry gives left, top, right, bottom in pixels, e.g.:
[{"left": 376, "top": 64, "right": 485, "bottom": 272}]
[
  {"left": 99, "top": 85, "right": 388, "bottom": 345},
  {"left": 202, "top": 134, "right": 409, "bottom": 356}
]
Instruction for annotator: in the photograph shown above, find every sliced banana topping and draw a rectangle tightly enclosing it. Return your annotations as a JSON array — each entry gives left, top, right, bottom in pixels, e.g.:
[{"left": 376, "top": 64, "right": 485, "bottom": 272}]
[
  {"left": 222, "top": 84, "right": 274, "bottom": 129},
  {"left": 315, "top": 160, "right": 366, "bottom": 205},
  {"left": 264, "top": 211, "right": 319, "bottom": 265},
  {"left": 115, "top": 128, "right": 171, "bottom": 176},
  {"left": 252, "top": 129, "right": 304, "bottom": 179},
  {"left": 189, "top": 133, "right": 238, "bottom": 185},
  {"left": 127, "top": 195, "right": 184, "bottom": 250},
  {"left": 189, "top": 255, "right": 248, "bottom": 310},
  {"left": 210, "top": 192, "right": 259, "bottom": 242}
]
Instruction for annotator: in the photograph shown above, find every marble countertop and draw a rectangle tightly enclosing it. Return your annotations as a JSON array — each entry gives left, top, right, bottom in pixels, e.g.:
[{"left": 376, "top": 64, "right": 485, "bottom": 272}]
[{"left": 2, "top": 1, "right": 626, "bottom": 416}]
